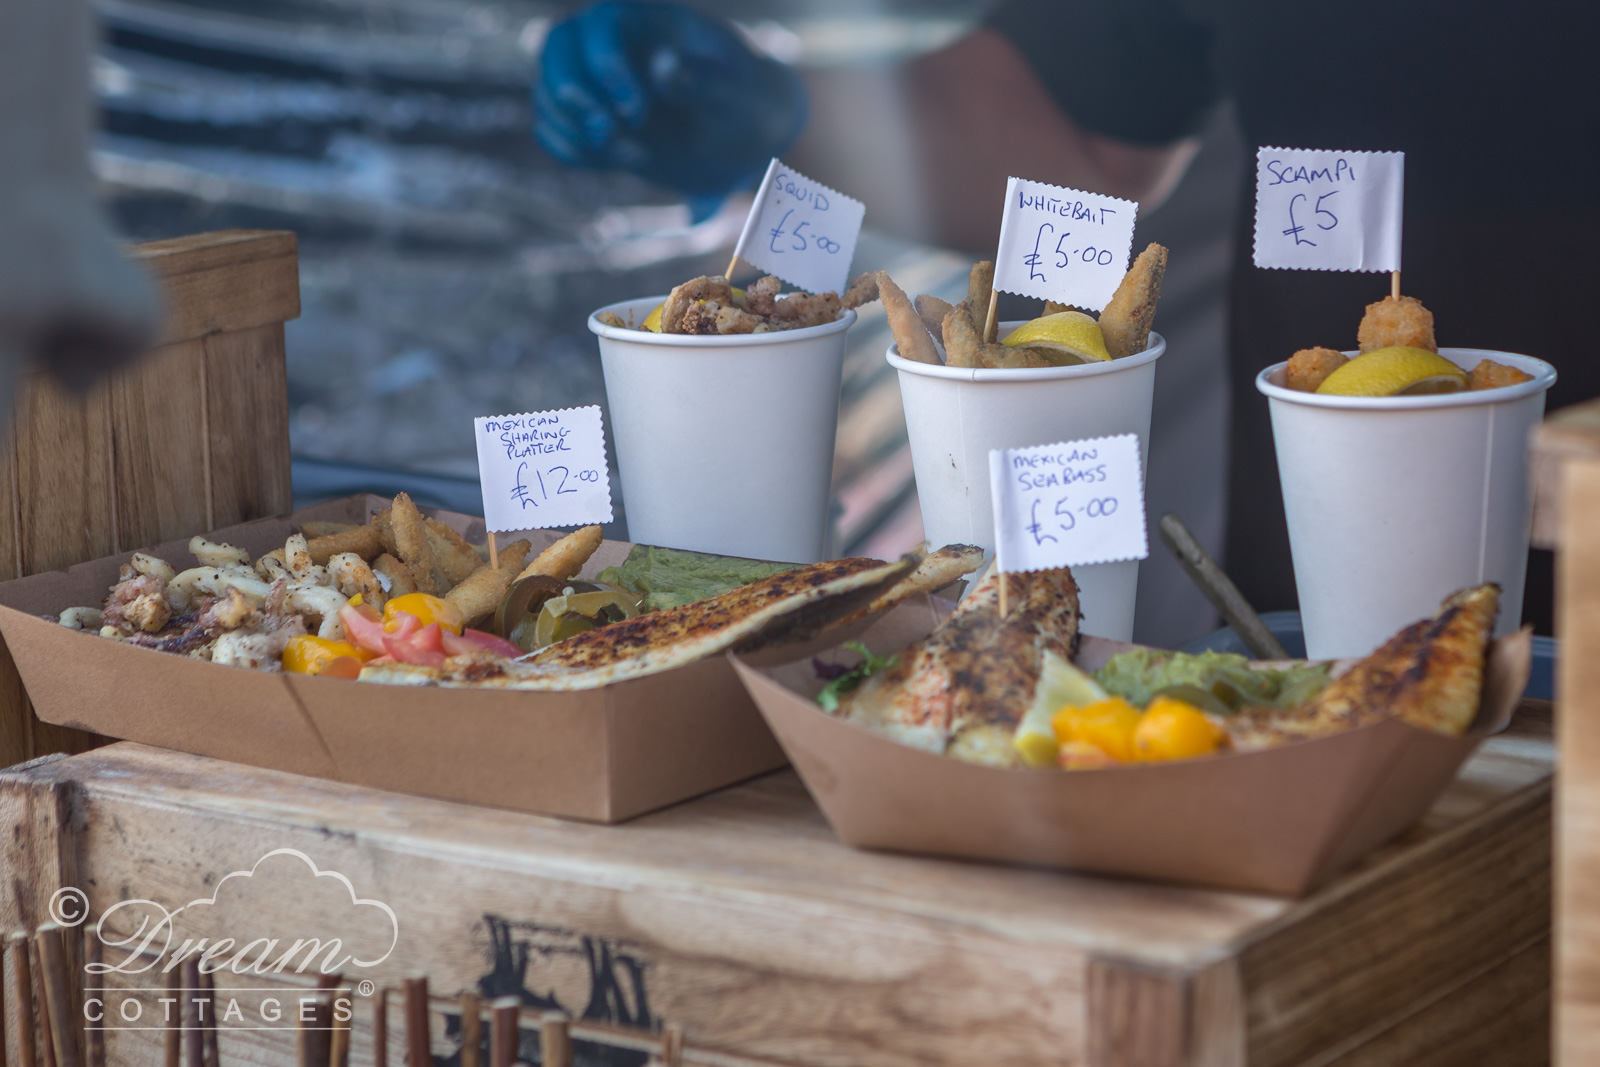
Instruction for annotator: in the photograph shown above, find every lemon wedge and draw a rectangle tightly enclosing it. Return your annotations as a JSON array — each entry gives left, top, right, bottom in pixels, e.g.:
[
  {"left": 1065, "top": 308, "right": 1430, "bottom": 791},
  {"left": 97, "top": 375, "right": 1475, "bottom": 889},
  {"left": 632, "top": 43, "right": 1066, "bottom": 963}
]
[
  {"left": 1013, "top": 650, "right": 1109, "bottom": 767},
  {"left": 641, "top": 303, "right": 664, "bottom": 332},
  {"left": 1001, "top": 311, "right": 1112, "bottom": 365},
  {"left": 1315, "top": 347, "right": 1467, "bottom": 397}
]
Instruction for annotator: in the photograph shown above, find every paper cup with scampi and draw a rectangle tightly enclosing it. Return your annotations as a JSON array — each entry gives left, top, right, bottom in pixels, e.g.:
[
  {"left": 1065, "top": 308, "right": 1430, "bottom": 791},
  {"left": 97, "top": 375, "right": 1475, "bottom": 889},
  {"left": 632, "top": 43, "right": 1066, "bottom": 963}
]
[
  {"left": 1258, "top": 348, "right": 1555, "bottom": 660},
  {"left": 589, "top": 297, "right": 857, "bottom": 564}
]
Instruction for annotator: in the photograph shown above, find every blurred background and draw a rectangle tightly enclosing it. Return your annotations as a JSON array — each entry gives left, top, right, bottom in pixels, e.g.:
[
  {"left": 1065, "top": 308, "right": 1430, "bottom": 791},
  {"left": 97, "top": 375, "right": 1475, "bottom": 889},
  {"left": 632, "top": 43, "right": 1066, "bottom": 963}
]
[{"left": 97, "top": 0, "right": 1242, "bottom": 646}]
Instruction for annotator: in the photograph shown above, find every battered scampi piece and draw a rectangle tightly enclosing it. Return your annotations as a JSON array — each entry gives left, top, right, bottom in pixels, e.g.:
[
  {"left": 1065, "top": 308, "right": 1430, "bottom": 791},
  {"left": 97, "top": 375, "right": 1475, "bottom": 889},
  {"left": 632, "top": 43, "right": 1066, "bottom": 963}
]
[{"left": 833, "top": 568, "right": 1082, "bottom": 758}]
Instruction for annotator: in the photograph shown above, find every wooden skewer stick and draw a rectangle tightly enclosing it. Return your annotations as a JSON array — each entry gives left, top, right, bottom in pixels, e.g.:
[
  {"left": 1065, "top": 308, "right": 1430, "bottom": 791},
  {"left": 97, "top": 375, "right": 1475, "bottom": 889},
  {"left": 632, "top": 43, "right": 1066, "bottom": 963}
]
[
  {"left": 32, "top": 935, "right": 56, "bottom": 1067},
  {"left": 458, "top": 992, "right": 482, "bottom": 1067},
  {"left": 83, "top": 929, "right": 103, "bottom": 1067},
  {"left": 402, "top": 976, "right": 429, "bottom": 1067},
  {"left": 11, "top": 933, "right": 38, "bottom": 1067},
  {"left": 1391, "top": 269, "right": 1401, "bottom": 300},
  {"left": 37, "top": 926, "right": 79, "bottom": 1067},
  {"left": 487, "top": 531, "right": 498, "bottom": 571},
  {"left": 180, "top": 958, "right": 201, "bottom": 1067},
  {"left": 998, "top": 571, "right": 1009, "bottom": 619},
  {"left": 489, "top": 997, "right": 520, "bottom": 1067},
  {"left": 982, "top": 286, "right": 1001, "bottom": 344},
  {"left": 539, "top": 1013, "right": 571, "bottom": 1067},
  {"left": 161, "top": 962, "right": 178, "bottom": 1067},
  {"left": 723, "top": 253, "right": 740, "bottom": 284},
  {"left": 371, "top": 987, "right": 389, "bottom": 1067}
]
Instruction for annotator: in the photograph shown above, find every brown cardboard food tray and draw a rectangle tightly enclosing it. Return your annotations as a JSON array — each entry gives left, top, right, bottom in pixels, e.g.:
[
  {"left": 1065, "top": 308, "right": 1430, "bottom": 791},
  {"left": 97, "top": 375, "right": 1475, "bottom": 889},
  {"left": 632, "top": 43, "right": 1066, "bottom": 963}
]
[
  {"left": 731, "top": 595, "right": 1532, "bottom": 895},
  {"left": 0, "top": 494, "right": 792, "bottom": 822}
]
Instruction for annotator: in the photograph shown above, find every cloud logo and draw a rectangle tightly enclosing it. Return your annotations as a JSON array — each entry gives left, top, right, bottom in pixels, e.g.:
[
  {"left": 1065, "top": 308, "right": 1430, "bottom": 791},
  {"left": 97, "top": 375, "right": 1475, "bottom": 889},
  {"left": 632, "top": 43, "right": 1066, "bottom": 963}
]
[{"left": 91, "top": 848, "right": 399, "bottom": 976}]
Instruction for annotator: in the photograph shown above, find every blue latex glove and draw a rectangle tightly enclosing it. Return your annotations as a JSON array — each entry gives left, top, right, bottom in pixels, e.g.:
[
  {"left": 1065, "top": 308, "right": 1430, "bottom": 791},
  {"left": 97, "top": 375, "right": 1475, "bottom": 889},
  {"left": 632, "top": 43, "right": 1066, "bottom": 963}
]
[{"left": 535, "top": 1, "right": 807, "bottom": 218}]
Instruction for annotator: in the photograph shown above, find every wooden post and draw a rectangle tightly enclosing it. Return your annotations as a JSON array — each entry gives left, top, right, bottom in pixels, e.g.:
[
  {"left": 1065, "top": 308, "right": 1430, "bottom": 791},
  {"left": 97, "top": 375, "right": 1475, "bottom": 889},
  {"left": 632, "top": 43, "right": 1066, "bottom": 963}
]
[
  {"left": 538, "top": 1013, "right": 570, "bottom": 1067},
  {"left": 297, "top": 993, "right": 331, "bottom": 1067},
  {"left": 11, "top": 933, "right": 37, "bottom": 1067},
  {"left": 488, "top": 997, "right": 520, "bottom": 1067},
  {"left": 371, "top": 987, "right": 388, "bottom": 1067},
  {"left": 661, "top": 1022, "right": 684, "bottom": 1067},
  {"left": 198, "top": 968, "right": 218, "bottom": 1067},
  {"left": 31, "top": 936, "right": 55, "bottom": 1067},
  {"left": 458, "top": 992, "right": 482, "bottom": 1067},
  {"left": 82, "top": 928, "right": 103, "bottom": 1067},
  {"left": 402, "top": 976, "right": 428, "bottom": 1067},
  {"left": 179, "top": 958, "right": 201, "bottom": 1067},
  {"left": 36, "top": 925, "right": 78, "bottom": 1067}
]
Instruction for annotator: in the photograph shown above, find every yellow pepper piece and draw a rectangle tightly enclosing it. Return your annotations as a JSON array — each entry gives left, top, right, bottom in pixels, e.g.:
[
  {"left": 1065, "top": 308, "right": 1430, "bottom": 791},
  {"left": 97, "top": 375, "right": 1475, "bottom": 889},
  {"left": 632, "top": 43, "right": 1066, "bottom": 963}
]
[
  {"left": 1053, "top": 697, "right": 1141, "bottom": 762},
  {"left": 283, "top": 635, "right": 367, "bottom": 675},
  {"left": 1014, "top": 730, "right": 1060, "bottom": 769},
  {"left": 347, "top": 593, "right": 364, "bottom": 607},
  {"left": 384, "top": 593, "right": 465, "bottom": 634},
  {"left": 1133, "top": 696, "right": 1226, "bottom": 762}
]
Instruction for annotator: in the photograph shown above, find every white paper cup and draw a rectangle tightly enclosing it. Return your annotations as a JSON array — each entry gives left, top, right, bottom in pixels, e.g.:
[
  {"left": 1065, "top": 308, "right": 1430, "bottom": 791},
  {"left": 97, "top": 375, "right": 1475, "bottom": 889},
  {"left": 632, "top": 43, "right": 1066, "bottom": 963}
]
[
  {"left": 890, "top": 330, "right": 1166, "bottom": 641},
  {"left": 1257, "top": 349, "right": 1556, "bottom": 660},
  {"left": 590, "top": 298, "right": 856, "bottom": 564}
]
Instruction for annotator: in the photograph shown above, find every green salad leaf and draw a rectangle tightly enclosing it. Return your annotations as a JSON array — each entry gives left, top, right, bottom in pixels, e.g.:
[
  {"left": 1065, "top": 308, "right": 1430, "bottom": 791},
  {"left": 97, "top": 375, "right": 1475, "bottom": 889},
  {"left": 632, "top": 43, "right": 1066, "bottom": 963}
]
[{"left": 816, "top": 643, "right": 899, "bottom": 711}]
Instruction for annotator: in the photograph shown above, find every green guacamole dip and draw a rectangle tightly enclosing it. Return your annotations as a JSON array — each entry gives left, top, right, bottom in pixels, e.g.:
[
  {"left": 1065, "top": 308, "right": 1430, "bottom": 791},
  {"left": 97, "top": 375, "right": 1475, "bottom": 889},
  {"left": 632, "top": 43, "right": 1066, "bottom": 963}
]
[
  {"left": 1093, "top": 648, "right": 1331, "bottom": 711},
  {"left": 597, "top": 545, "right": 799, "bottom": 611}
]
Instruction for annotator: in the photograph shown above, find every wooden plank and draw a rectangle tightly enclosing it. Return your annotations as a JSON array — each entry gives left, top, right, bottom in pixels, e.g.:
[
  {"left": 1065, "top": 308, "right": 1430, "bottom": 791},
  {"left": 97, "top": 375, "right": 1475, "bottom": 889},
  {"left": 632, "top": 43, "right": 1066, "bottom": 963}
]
[
  {"left": 1236, "top": 777, "right": 1550, "bottom": 1067},
  {"left": 108, "top": 339, "right": 211, "bottom": 550},
  {"left": 1, "top": 726, "right": 1550, "bottom": 1067},
  {"left": 1557, "top": 456, "right": 1600, "bottom": 1066},
  {"left": 12, "top": 375, "right": 117, "bottom": 573},
  {"left": 1323, "top": 937, "right": 1549, "bottom": 1067},
  {"left": 128, "top": 230, "right": 300, "bottom": 347},
  {"left": 202, "top": 323, "right": 292, "bottom": 528},
  {"left": 1530, "top": 397, "right": 1600, "bottom": 549}
]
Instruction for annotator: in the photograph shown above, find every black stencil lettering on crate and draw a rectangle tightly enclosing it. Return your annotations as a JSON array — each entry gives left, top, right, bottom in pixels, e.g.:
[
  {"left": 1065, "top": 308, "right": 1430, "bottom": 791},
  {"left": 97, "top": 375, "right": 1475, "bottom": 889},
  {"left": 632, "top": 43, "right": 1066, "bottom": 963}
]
[{"left": 441, "top": 914, "right": 654, "bottom": 1066}]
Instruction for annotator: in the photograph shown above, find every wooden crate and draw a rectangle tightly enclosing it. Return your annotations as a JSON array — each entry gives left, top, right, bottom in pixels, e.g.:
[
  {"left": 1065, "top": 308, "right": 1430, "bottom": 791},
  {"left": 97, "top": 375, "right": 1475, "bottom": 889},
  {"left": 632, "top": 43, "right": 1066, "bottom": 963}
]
[
  {"left": 0, "top": 718, "right": 1551, "bottom": 1067},
  {"left": 1532, "top": 398, "right": 1600, "bottom": 1066},
  {"left": 0, "top": 230, "right": 297, "bottom": 767}
]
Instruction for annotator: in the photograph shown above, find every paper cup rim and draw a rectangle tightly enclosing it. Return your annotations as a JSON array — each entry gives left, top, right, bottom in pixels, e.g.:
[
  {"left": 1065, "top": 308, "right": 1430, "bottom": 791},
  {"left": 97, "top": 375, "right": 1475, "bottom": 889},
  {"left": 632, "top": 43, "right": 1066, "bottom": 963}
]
[
  {"left": 886, "top": 329, "right": 1166, "bottom": 382},
  {"left": 1256, "top": 348, "right": 1556, "bottom": 410},
  {"left": 588, "top": 296, "right": 857, "bottom": 346}
]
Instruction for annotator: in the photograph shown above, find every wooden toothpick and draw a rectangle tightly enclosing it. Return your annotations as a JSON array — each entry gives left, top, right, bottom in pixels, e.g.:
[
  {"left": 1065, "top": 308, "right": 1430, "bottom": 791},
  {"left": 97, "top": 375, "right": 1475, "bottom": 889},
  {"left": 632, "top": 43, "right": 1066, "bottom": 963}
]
[
  {"left": 999, "top": 572, "right": 1009, "bottom": 618},
  {"left": 982, "top": 287, "right": 1001, "bottom": 344},
  {"left": 1391, "top": 270, "right": 1401, "bottom": 300},
  {"left": 724, "top": 253, "right": 740, "bottom": 283},
  {"left": 488, "top": 531, "right": 499, "bottom": 571}
]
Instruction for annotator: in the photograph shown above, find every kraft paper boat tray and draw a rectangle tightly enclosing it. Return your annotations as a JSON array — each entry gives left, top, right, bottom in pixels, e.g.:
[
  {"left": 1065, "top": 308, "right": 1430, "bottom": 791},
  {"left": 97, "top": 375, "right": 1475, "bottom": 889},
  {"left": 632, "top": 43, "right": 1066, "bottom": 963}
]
[
  {"left": 0, "top": 494, "right": 791, "bottom": 823},
  {"left": 731, "top": 595, "right": 1531, "bottom": 896}
]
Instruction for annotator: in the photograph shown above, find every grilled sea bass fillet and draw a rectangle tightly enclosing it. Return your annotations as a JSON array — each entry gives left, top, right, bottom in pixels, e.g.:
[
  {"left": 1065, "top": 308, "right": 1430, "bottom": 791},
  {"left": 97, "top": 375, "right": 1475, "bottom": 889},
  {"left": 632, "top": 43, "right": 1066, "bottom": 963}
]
[
  {"left": 835, "top": 568, "right": 1081, "bottom": 757},
  {"left": 363, "top": 554, "right": 922, "bottom": 691},
  {"left": 1228, "top": 583, "right": 1499, "bottom": 750}
]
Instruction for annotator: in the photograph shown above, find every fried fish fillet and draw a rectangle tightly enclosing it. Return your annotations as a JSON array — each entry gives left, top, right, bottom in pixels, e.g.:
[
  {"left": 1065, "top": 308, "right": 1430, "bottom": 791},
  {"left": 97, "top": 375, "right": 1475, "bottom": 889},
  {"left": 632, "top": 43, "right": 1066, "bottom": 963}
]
[
  {"left": 1228, "top": 583, "right": 1498, "bottom": 750},
  {"left": 833, "top": 544, "right": 985, "bottom": 627},
  {"left": 835, "top": 568, "right": 1080, "bottom": 755},
  {"left": 1099, "top": 242, "right": 1167, "bottom": 359},
  {"left": 420, "top": 555, "right": 919, "bottom": 691},
  {"left": 879, "top": 271, "right": 941, "bottom": 365},
  {"left": 967, "top": 260, "right": 995, "bottom": 328},
  {"left": 914, "top": 294, "right": 953, "bottom": 344}
]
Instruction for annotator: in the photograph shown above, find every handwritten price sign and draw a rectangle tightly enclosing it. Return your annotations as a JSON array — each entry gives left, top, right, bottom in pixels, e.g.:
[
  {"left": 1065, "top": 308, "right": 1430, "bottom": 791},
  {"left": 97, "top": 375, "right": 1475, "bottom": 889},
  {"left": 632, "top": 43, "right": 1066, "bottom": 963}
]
[
  {"left": 731, "top": 158, "right": 864, "bottom": 296},
  {"left": 989, "top": 434, "right": 1149, "bottom": 574},
  {"left": 1253, "top": 148, "right": 1404, "bottom": 272},
  {"left": 992, "top": 177, "right": 1138, "bottom": 311},
  {"left": 473, "top": 405, "right": 613, "bottom": 533}
]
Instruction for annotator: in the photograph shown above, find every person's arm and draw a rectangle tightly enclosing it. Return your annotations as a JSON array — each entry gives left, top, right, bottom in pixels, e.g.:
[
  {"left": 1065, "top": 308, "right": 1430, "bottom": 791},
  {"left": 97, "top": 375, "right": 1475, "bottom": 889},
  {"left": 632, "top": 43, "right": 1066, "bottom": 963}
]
[{"left": 790, "top": 29, "right": 1198, "bottom": 256}]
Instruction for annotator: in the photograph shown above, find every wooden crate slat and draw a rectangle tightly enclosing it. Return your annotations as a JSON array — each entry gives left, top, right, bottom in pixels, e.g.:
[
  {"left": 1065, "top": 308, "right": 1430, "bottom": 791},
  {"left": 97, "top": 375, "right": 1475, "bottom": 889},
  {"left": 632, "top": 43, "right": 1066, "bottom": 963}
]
[
  {"left": 130, "top": 229, "right": 300, "bottom": 347},
  {"left": 13, "top": 375, "right": 117, "bottom": 573},
  {"left": 203, "top": 322, "right": 292, "bottom": 528},
  {"left": 109, "top": 338, "right": 211, "bottom": 548}
]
